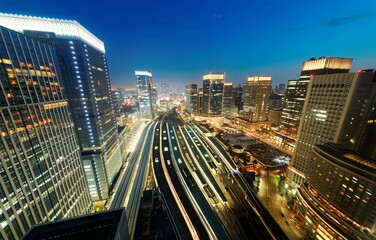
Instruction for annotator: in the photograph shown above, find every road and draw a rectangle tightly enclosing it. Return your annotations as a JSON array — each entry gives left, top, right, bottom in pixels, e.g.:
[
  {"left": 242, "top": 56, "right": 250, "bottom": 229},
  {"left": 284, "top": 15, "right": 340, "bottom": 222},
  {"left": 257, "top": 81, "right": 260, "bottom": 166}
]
[
  {"left": 168, "top": 122, "right": 229, "bottom": 240},
  {"left": 109, "top": 121, "right": 156, "bottom": 239}
]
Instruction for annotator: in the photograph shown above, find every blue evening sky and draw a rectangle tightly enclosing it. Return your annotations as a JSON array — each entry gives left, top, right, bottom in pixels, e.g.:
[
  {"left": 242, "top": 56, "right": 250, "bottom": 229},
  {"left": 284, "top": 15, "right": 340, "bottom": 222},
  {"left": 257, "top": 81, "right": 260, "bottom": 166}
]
[{"left": 2, "top": 0, "right": 376, "bottom": 89}]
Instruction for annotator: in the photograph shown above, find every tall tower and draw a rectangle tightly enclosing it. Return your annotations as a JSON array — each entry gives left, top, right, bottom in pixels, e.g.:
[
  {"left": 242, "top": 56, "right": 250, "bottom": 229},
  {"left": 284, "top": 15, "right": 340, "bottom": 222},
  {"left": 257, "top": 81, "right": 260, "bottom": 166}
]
[
  {"left": 278, "top": 57, "right": 352, "bottom": 152},
  {"left": 0, "top": 13, "right": 122, "bottom": 201},
  {"left": 202, "top": 73, "right": 224, "bottom": 116},
  {"left": 135, "top": 71, "right": 153, "bottom": 119},
  {"left": 242, "top": 76, "right": 272, "bottom": 122},
  {"left": 0, "top": 25, "right": 92, "bottom": 239},
  {"left": 222, "top": 82, "right": 233, "bottom": 118},
  {"left": 289, "top": 70, "right": 376, "bottom": 185},
  {"left": 185, "top": 83, "right": 198, "bottom": 114}
]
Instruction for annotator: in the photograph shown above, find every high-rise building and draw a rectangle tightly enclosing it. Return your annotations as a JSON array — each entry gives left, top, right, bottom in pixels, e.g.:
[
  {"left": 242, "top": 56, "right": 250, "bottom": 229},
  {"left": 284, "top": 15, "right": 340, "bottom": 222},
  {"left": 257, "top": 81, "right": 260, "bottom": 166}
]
[
  {"left": 152, "top": 84, "right": 158, "bottom": 113},
  {"left": 135, "top": 71, "right": 153, "bottom": 119},
  {"left": 277, "top": 83, "right": 286, "bottom": 95},
  {"left": 289, "top": 70, "right": 376, "bottom": 185},
  {"left": 185, "top": 83, "right": 198, "bottom": 114},
  {"left": 231, "top": 85, "right": 243, "bottom": 112},
  {"left": 111, "top": 90, "right": 124, "bottom": 115},
  {"left": 158, "top": 83, "right": 169, "bottom": 100},
  {"left": 0, "top": 13, "right": 122, "bottom": 201},
  {"left": 198, "top": 90, "right": 203, "bottom": 114},
  {"left": 0, "top": 25, "right": 92, "bottom": 239},
  {"left": 277, "top": 57, "right": 352, "bottom": 152},
  {"left": 269, "top": 93, "right": 283, "bottom": 110},
  {"left": 242, "top": 76, "right": 272, "bottom": 122},
  {"left": 223, "top": 82, "right": 233, "bottom": 118},
  {"left": 202, "top": 73, "right": 225, "bottom": 116}
]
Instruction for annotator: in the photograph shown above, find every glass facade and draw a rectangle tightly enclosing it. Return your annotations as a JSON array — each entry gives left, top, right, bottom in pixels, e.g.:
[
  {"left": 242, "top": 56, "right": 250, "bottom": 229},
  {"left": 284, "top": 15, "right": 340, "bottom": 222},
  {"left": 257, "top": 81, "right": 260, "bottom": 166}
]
[
  {"left": 222, "top": 82, "right": 233, "bottom": 118},
  {"left": 136, "top": 71, "right": 153, "bottom": 119},
  {"left": 278, "top": 57, "right": 352, "bottom": 152},
  {"left": 185, "top": 83, "right": 198, "bottom": 114},
  {"left": 0, "top": 14, "right": 122, "bottom": 201},
  {"left": 242, "top": 76, "right": 272, "bottom": 122},
  {"left": 202, "top": 73, "right": 224, "bottom": 116},
  {"left": 0, "top": 26, "right": 92, "bottom": 239}
]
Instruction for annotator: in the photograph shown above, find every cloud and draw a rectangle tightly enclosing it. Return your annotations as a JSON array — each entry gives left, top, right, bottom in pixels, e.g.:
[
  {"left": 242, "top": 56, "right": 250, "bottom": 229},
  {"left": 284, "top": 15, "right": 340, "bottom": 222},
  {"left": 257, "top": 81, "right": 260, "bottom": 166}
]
[
  {"left": 282, "top": 12, "right": 376, "bottom": 32},
  {"left": 326, "top": 12, "right": 376, "bottom": 27}
]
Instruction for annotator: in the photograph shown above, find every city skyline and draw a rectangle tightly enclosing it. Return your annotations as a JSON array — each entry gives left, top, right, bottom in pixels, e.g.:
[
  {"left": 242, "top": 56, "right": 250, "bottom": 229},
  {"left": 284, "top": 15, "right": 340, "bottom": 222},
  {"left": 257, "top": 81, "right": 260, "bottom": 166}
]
[{"left": 2, "top": 0, "right": 376, "bottom": 88}]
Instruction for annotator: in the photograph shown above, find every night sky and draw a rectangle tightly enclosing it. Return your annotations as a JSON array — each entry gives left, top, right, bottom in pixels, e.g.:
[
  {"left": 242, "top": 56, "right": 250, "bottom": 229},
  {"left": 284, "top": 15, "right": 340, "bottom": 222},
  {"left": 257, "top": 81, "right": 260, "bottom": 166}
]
[{"left": 2, "top": 0, "right": 376, "bottom": 89}]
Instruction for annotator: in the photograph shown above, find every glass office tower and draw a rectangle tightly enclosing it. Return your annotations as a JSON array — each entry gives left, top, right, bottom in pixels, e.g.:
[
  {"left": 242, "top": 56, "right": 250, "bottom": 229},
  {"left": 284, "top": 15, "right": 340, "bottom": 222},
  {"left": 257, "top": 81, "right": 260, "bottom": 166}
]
[
  {"left": 0, "top": 13, "right": 122, "bottom": 201},
  {"left": 0, "top": 26, "right": 92, "bottom": 239},
  {"left": 135, "top": 71, "right": 154, "bottom": 119},
  {"left": 185, "top": 83, "right": 198, "bottom": 114},
  {"left": 242, "top": 76, "right": 272, "bottom": 122},
  {"left": 202, "top": 73, "right": 225, "bottom": 116}
]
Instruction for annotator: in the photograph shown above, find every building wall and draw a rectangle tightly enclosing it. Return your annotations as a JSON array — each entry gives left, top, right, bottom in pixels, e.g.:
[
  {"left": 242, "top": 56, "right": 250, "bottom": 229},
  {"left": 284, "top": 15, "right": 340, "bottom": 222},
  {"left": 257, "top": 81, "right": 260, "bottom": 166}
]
[
  {"left": 242, "top": 76, "right": 272, "bottom": 122},
  {"left": 290, "top": 71, "right": 376, "bottom": 185},
  {"left": 202, "top": 73, "right": 224, "bottom": 116},
  {"left": 223, "top": 82, "right": 233, "bottom": 118},
  {"left": 136, "top": 72, "right": 153, "bottom": 119},
  {"left": 9, "top": 17, "right": 121, "bottom": 202},
  {"left": 0, "top": 26, "right": 92, "bottom": 239},
  {"left": 307, "top": 145, "right": 376, "bottom": 229}
]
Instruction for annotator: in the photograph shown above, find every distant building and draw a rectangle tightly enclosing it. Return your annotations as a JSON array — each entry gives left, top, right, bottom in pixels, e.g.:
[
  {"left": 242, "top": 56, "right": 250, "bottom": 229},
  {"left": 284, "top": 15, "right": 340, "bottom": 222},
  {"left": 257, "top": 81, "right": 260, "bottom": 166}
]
[
  {"left": 185, "top": 83, "right": 198, "bottom": 114},
  {"left": 152, "top": 84, "right": 158, "bottom": 113},
  {"left": 0, "top": 25, "right": 92, "bottom": 239},
  {"left": 277, "top": 57, "right": 352, "bottom": 152},
  {"left": 198, "top": 91, "right": 203, "bottom": 114},
  {"left": 277, "top": 83, "right": 286, "bottom": 95},
  {"left": 269, "top": 93, "right": 283, "bottom": 110},
  {"left": 242, "top": 76, "right": 272, "bottom": 122},
  {"left": 232, "top": 85, "right": 243, "bottom": 112},
  {"left": 269, "top": 109, "right": 282, "bottom": 126},
  {"left": 158, "top": 83, "right": 170, "bottom": 99},
  {"left": 112, "top": 90, "right": 124, "bottom": 116},
  {"left": 135, "top": 71, "right": 153, "bottom": 119},
  {"left": 223, "top": 82, "right": 233, "bottom": 118},
  {"left": 202, "top": 73, "right": 225, "bottom": 116}
]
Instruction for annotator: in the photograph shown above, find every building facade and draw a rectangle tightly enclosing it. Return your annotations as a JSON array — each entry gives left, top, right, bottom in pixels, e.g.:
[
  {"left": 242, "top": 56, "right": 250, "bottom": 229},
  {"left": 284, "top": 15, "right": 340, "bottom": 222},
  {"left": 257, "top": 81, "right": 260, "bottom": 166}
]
[
  {"left": 242, "top": 76, "right": 272, "bottom": 122},
  {"left": 231, "top": 85, "right": 243, "bottom": 113},
  {"left": 295, "top": 144, "right": 376, "bottom": 239},
  {"left": 0, "top": 13, "right": 122, "bottom": 201},
  {"left": 277, "top": 57, "right": 352, "bottom": 152},
  {"left": 0, "top": 25, "right": 92, "bottom": 239},
  {"left": 289, "top": 71, "right": 376, "bottom": 185},
  {"left": 135, "top": 71, "right": 153, "bottom": 119},
  {"left": 202, "top": 73, "right": 224, "bottom": 116},
  {"left": 222, "top": 82, "right": 233, "bottom": 118},
  {"left": 185, "top": 83, "right": 198, "bottom": 114}
]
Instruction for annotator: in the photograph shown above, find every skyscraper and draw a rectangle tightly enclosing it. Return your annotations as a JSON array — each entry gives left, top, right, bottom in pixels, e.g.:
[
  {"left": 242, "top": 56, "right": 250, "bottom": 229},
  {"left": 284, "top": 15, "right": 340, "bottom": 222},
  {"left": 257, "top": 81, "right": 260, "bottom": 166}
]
[
  {"left": 242, "top": 76, "right": 272, "bottom": 122},
  {"left": 0, "top": 25, "right": 92, "bottom": 239},
  {"left": 287, "top": 70, "right": 376, "bottom": 239},
  {"left": 289, "top": 70, "right": 376, "bottom": 185},
  {"left": 231, "top": 85, "right": 243, "bottom": 112},
  {"left": 222, "top": 82, "right": 233, "bottom": 118},
  {"left": 202, "top": 73, "right": 224, "bottom": 116},
  {"left": 185, "top": 83, "right": 198, "bottom": 114},
  {"left": 0, "top": 13, "right": 122, "bottom": 201},
  {"left": 277, "top": 57, "right": 352, "bottom": 152},
  {"left": 135, "top": 71, "right": 153, "bottom": 119},
  {"left": 152, "top": 84, "right": 158, "bottom": 113}
]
